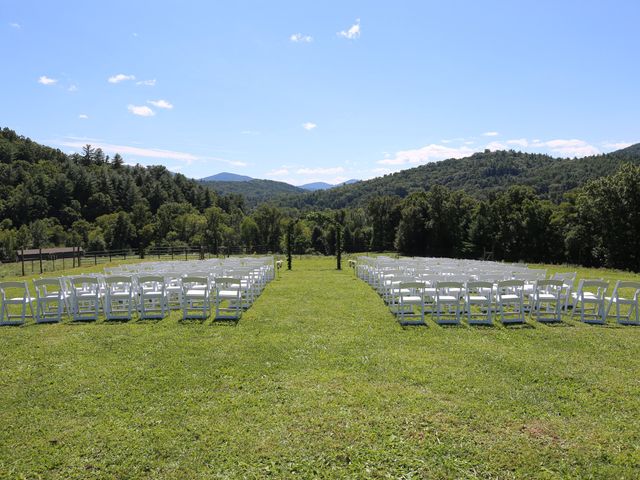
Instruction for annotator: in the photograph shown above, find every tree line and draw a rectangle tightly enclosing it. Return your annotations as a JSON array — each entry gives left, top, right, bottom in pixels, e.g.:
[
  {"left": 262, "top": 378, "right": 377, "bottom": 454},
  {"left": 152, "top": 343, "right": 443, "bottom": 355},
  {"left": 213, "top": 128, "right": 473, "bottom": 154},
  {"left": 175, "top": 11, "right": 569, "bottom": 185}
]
[{"left": 1, "top": 127, "right": 639, "bottom": 272}]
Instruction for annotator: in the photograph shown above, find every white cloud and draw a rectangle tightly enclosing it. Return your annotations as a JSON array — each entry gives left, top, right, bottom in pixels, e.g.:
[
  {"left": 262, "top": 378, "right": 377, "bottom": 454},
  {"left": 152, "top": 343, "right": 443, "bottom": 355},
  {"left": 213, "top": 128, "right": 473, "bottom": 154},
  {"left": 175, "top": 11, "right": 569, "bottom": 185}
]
[
  {"left": 127, "top": 104, "right": 155, "bottom": 117},
  {"left": 59, "top": 139, "right": 246, "bottom": 168},
  {"left": 266, "top": 168, "right": 290, "bottom": 177},
  {"left": 602, "top": 142, "right": 632, "bottom": 150},
  {"left": 290, "top": 33, "right": 313, "bottom": 43},
  {"left": 241, "top": 130, "right": 260, "bottom": 135},
  {"left": 78, "top": 114, "right": 89, "bottom": 119},
  {"left": 302, "top": 122, "right": 317, "bottom": 131},
  {"left": 531, "top": 139, "right": 600, "bottom": 157},
  {"left": 506, "top": 138, "right": 529, "bottom": 147},
  {"left": 338, "top": 18, "right": 361, "bottom": 39},
  {"left": 67, "top": 84, "right": 78, "bottom": 92},
  {"left": 108, "top": 73, "right": 136, "bottom": 84},
  {"left": 296, "top": 167, "right": 345, "bottom": 175},
  {"left": 38, "top": 76, "right": 57, "bottom": 85},
  {"left": 10, "top": 22, "right": 21, "bottom": 29},
  {"left": 378, "top": 144, "right": 475, "bottom": 166},
  {"left": 136, "top": 79, "right": 156, "bottom": 86},
  {"left": 482, "top": 131, "right": 499, "bottom": 137},
  {"left": 485, "top": 141, "right": 508, "bottom": 151},
  {"left": 148, "top": 99, "right": 173, "bottom": 109}
]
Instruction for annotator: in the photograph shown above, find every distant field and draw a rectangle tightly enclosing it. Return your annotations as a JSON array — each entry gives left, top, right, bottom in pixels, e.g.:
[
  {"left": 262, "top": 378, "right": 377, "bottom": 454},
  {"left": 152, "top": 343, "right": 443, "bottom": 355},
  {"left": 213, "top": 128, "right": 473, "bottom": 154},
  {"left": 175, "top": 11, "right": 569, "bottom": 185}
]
[{"left": 1, "top": 256, "right": 639, "bottom": 479}]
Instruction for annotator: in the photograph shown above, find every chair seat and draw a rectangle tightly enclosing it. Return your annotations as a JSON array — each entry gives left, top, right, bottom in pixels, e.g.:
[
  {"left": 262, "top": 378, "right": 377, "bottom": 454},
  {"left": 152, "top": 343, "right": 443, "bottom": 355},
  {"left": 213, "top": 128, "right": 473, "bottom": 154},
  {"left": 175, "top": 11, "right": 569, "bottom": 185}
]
[
  {"left": 185, "top": 289, "right": 208, "bottom": 297},
  {"left": 401, "top": 295, "right": 422, "bottom": 303},
  {"left": 218, "top": 290, "right": 240, "bottom": 298},
  {"left": 535, "top": 293, "right": 556, "bottom": 301},
  {"left": 468, "top": 295, "right": 490, "bottom": 302},
  {"left": 500, "top": 294, "right": 520, "bottom": 301},
  {"left": 438, "top": 295, "right": 459, "bottom": 303}
]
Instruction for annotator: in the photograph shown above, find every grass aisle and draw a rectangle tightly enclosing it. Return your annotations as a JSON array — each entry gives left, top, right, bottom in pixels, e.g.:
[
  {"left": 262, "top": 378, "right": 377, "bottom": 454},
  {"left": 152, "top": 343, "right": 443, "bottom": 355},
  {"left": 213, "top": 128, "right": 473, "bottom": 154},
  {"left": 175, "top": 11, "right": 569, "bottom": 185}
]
[{"left": 1, "top": 257, "right": 640, "bottom": 478}]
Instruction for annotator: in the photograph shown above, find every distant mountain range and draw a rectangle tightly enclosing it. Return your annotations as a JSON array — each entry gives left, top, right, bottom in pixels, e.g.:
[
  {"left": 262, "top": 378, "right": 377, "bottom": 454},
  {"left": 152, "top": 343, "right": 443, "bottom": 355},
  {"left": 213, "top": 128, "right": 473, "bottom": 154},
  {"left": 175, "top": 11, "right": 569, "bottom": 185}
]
[
  {"left": 201, "top": 172, "right": 253, "bottom": 182},
  {"left": 200, "top": 172, "right": 360, "bottom": 191},
  {"left": 299, "top": 179, "right": 360, "bottom": 191},
  {"left": 202, "top": 144, "right": 640, "bottom": 209}
]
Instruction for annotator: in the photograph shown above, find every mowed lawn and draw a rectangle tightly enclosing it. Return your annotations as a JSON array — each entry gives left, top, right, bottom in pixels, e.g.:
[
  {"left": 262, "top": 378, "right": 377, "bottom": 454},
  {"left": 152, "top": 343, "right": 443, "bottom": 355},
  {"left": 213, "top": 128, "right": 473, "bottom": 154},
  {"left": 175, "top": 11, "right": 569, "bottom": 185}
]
[{"left": 1, "top": 257, "right": 640, "bottom": 479}]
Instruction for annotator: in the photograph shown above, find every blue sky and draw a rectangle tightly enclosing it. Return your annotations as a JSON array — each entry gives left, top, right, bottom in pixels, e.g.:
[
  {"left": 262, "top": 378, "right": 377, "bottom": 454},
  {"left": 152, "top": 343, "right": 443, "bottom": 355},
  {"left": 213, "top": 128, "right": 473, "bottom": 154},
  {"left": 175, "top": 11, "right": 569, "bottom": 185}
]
[{"left": 2, "top": 1, "right": 639, "bottom": 185}]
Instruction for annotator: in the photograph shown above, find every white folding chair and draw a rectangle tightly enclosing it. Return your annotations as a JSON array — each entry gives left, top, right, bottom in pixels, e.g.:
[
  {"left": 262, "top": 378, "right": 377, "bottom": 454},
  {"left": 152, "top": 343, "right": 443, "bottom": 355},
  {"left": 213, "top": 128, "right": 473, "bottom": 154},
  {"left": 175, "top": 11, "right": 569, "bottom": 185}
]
[
  {"left": 397, "top": 282, "right": 427, "bottom": 325},
  {"left": 164, "top": 273, "right": 183, "bottom": 310},
  {"left": 465, "top": 281, "right": 493, "bottom": 325},
  {"left": 605, "top": 281, "right": 640, "bottom": 325},
  {"left": 69, "top": 276, "right": 101, "bottom": 322},
  {"left": 496, "top": 280, "right": 526, "bottom": 324},
  {"left": 571, "top": 279, "right": 608, "bottom": 324},
  {"left": 214, "top": 277, "right": 242, "bottom": 321},
  {"left": 552, "top": 272, "right": 576, "bottom": 312},
  {"left": 137, "top": 275, "right": 167, "bottom": 320},
  {"left": 181, "top": 276, "right": 210, "bottom": 320},
  {"left": 434, "top": 281, "right": 464, "bottom": 325},
  {"left": 104, "top": 276, "right": 135, "bottom": 321},
  {"left": 33, "top": 278, "right": 67, "bottom": 323},
  {"left": 0, "top": 281, "right": 34, "bottom": 326},
  {"left": 530, "top": 279, "right": 563, "bottom": 323}
]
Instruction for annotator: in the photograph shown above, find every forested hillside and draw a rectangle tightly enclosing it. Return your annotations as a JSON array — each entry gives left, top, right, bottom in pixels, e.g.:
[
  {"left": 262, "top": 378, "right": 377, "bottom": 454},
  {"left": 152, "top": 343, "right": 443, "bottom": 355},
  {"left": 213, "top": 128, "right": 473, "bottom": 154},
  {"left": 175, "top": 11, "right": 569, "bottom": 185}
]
[
  {"left": 275, "top": 147, "right": 640, "bottom": 209},
  {"left": 200, "top": 178, "right": 304, "bottom": 207},
  {"left": 1, "top": 127, "right": 640, "bottom": 272}
]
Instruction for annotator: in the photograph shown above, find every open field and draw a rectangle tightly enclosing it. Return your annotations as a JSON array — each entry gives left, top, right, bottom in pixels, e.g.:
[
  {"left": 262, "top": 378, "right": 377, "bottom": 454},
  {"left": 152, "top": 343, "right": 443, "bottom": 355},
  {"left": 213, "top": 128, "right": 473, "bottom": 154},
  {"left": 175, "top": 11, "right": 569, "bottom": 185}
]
[{"left": 1, "top": 256, "right": 640, "bottom": 478}]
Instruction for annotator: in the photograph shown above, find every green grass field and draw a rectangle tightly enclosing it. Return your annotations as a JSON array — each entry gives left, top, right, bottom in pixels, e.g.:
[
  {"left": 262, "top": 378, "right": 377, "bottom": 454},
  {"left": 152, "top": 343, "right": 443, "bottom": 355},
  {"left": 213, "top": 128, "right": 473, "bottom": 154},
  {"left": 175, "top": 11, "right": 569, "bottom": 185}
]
[{"left": 1, "top": 257, "right": 640, "bottom": 479}]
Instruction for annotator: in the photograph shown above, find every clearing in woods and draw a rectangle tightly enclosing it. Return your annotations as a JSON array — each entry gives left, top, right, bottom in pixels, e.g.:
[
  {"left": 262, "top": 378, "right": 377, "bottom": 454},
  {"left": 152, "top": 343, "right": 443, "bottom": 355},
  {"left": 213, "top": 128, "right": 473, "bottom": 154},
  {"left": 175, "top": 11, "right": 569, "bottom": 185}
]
[{"left": 1, "top": 256, "right": 639, "bottom": 478}]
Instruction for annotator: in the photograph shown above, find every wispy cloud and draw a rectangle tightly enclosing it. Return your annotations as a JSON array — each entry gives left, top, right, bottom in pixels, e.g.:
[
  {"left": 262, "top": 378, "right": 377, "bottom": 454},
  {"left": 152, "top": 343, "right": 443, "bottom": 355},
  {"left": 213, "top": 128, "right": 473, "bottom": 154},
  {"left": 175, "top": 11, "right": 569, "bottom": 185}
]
[
  {"left": 602, "top": 141, "right": 632, "bottom": 150},
  {"left": 10, "top": 22, "right": 21, "bottom": 29},
  {"left": 128, "top": 105, "right": 155, "bottom": 117},
  {"left": 338, "top": 18, "right": 361, "bottom": 39},
  {"left": 378, "top": 144, "right": 475, "bottom": 166},
  {"left": 485, "top": 141, "right": 508, "bottom": 151},
  {"left": 302, "top": 122, "right": 317, "bottom": 131},
  {"left": 67, "top": 84, "right": 78, "bottom": 92},
  {"left": 38, "top": 75, "right": 57, "bottom": 85},
  {"left": 297, "top": 167, "right": 345, "bottom": 175},
  {"left": 58, "top": 139, "right": 247, "bottom": 168},
  {"left": 108, "top": 73, "right": 136, "bottom": 84},
  {"left": 506, "top": 138, "right": 528, "bottom": 147},
  {"left": 78, "top": 114, "right": 89, "bottom": 120},
  {"left": 532, "top": 139, "right": 600, "bottom": 157},
  {"left": 241, "top": 130, "right": 260, "bottom": 135},
  {"left": 266, "top": 168, "right": 290, "bottom": 177},
  {"left": 290, "top": 33, "right": 313, "bottom": 43},
  {"left": 136, "top": 79, "right": 156, "bottom": 86},
  {"left": 486, "top": 138, "right": 600, "bottom": 157},
  {"left": 482, "top": 131, "right": 499, "bottom": 137},
  {"left": 147, "top": 99, "right": 173, "bottom": 109}
]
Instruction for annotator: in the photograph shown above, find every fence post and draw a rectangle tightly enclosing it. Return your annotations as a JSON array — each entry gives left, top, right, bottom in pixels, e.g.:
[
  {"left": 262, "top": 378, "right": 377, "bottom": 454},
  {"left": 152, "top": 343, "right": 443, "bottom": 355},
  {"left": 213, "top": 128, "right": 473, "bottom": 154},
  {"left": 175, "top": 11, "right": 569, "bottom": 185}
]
[
  {"left": 78, "top": 246, "right": 82, "bottom": 267},
  {"left": 21, "top": 249, "right": 25, "bottom": 276},
  {"left": 94, "top": 253, "right": 97, "bottom": 265},
  {"left": 39, "top": 248, "right": 43, "bottom": 274},
  {"left": 185, "top": 247, "right": 188, "bottom": 261},
  {"left": 171, "top": 247, "right": 174, "bottom": 260},
  {"left": 72, "top": 246, "right": 76, "bottom": 268},
  {"left": 52, "top": 254, "right": 55, "bottom": 271}
]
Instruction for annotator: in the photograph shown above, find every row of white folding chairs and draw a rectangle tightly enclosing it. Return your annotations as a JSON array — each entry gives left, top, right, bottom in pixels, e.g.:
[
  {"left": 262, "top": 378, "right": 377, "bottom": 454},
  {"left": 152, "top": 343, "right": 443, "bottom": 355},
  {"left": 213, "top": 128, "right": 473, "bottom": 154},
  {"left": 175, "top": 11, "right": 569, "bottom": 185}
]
[
  {"left": 387, "top": 279, "right": 565, "bottom": 326},
  {"left": 364, "top": 275, "right": 639, "bottom": 327},
  {"left": 0, "top": 271, "right": 268, "bottom": 325}
]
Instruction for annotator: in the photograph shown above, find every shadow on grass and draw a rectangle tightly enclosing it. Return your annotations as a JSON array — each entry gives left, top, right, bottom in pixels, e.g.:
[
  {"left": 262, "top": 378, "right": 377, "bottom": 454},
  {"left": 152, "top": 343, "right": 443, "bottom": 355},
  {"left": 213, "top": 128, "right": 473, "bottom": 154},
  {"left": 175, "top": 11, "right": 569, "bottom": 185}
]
[{"left": 210, "top": 318, "right": 240, "bottom": 327}]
